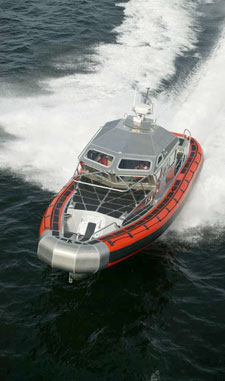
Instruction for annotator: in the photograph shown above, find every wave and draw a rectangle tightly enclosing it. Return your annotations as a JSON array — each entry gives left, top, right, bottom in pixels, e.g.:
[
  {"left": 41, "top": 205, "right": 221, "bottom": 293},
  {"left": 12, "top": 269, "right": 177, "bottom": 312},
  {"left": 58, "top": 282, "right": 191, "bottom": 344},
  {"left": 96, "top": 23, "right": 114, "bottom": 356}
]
[
  {"left": 0, "top": 0, "right": 200, "bottom": 188},
  {"left": 0, "top": 0, "right": 223, "bottom": 230},
  {"left": 160, "top": 29, "right": 225, "bottom": 229}
]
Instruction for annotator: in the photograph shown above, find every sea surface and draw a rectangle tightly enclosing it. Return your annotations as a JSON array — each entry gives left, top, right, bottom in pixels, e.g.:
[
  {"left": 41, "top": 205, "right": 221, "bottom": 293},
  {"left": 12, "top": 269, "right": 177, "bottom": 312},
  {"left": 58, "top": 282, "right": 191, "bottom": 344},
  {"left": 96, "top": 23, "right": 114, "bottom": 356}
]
[{"left": 1, "top": 0, "right": 225, "bottom": 380}]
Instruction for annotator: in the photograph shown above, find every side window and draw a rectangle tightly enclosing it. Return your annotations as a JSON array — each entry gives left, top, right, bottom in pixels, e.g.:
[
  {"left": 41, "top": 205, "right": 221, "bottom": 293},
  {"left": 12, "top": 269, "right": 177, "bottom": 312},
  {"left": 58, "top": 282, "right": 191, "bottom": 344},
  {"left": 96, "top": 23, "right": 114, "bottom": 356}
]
[
  {"left": 118, "top": 159, "right": 151, "bottom": 170},
  {"left": 86, "top": 149, "right": 113, "bottom": 166},
  {"left": 157, "top": 154, "right": 163, "bottom": 167}
]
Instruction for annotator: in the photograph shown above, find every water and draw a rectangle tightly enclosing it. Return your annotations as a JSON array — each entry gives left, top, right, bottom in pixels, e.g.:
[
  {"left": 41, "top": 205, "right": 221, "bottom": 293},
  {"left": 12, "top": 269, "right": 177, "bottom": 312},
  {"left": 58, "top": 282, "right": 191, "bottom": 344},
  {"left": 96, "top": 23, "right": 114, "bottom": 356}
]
[{"left": 1, "top": 0, "right": 225, "bottom": 379}]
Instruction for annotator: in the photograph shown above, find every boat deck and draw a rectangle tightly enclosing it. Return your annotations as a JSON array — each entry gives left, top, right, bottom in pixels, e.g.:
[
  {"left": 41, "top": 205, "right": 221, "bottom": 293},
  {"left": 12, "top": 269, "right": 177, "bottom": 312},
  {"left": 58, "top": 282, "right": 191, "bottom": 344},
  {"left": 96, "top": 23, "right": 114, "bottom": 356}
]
[{"left": 72, "top": 177, "right": 145, "bottom": 220}]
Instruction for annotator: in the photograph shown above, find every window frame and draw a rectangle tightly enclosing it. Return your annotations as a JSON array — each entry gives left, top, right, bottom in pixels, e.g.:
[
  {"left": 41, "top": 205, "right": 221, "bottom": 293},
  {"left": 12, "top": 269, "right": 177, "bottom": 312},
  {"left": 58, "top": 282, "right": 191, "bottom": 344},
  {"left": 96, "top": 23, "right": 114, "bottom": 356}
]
[
  {"left": 156, "top": 154, "right": 163, "bottom": 168},
  {"left": 117, "top": 158, "right": 152, "bottom": 172},
  {"left": 85, "top": 148, "right": 114, "bottom": 168}
]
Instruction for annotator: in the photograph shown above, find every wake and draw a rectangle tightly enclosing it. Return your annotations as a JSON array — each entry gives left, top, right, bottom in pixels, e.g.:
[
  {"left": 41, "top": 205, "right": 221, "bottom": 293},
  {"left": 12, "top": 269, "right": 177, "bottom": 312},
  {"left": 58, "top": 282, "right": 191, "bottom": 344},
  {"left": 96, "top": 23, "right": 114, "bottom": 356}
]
[
  {"left": 0, "top": 0, "right": 223, "bottom": 229},
  {"left": 164, "top": 31, "right": 225, "bottom": 229}
]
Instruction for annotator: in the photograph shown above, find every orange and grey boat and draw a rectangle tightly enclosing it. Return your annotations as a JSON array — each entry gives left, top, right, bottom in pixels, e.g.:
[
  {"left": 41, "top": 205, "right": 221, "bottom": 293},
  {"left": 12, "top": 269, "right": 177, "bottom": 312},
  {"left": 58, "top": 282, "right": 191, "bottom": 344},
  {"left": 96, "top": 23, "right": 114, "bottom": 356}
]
[{"left": 38, "top": 95, "right": 203, "bottom": 281}]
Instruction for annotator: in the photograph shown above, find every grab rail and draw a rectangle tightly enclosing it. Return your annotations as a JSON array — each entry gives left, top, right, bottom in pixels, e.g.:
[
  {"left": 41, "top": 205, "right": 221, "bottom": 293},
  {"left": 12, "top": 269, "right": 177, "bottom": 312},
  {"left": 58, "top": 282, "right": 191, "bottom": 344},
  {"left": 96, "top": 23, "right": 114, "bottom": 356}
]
[
  {"left": 73, "top": 178, "right": 127, "bottom": 193},
  {"left": 73, "top": 172, "right": 150, "bottom": 193},
  {"left": 92, "top": 222, "right": 120, "bottom": 238},
  {"left": 184, "top": 129, "right": 191, "bottom": 141}
]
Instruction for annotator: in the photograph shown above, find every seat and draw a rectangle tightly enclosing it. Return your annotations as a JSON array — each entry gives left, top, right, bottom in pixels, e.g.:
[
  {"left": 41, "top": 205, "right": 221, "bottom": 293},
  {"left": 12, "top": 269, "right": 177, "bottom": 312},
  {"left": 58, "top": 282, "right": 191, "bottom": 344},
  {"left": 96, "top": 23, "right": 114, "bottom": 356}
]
[{"left": 80, "top": 222, "right": 96, "bottom": 242}]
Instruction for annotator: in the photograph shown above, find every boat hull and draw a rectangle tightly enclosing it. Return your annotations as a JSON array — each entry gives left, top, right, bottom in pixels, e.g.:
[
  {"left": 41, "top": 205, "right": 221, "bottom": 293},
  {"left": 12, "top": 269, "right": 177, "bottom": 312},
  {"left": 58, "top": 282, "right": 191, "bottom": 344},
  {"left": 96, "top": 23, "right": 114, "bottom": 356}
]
[{"left": 38, "top": 135, "right": 203, "bottom": 278}]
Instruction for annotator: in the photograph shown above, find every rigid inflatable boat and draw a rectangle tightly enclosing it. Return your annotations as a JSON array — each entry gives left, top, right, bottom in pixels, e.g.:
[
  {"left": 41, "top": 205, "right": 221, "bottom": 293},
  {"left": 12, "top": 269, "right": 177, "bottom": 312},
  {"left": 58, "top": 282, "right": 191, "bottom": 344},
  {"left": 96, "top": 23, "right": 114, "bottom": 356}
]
[{"left": 38, "top": 94, "right": 203, "bottom": 281}]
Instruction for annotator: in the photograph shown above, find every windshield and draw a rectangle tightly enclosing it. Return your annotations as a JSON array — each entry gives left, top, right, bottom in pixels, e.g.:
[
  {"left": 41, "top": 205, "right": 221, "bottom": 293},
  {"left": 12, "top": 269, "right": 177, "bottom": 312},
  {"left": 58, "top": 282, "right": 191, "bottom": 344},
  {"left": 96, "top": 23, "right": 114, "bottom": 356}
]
[
  {"left": 118, "top": 159, "right": 151, "bottom": 170},
  {"left": 86, "top": 149, "right": 113, "bottom": 167}
]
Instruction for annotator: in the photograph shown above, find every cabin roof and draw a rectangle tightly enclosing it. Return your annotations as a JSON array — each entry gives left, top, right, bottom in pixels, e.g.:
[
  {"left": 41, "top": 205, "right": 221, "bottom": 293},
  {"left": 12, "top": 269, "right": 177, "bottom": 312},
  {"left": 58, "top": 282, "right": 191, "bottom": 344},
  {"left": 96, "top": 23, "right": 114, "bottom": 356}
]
[
  {"left": 80, "top": 115, "right": 179, "bottom": 174},
  {"left": 92, "top": 116, "right": 177, "bottom": 157}
]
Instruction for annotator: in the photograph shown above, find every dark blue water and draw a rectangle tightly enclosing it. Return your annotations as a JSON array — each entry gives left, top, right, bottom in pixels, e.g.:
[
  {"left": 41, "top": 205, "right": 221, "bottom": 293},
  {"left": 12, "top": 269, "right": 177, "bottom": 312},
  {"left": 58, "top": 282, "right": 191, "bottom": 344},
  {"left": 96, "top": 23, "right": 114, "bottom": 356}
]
[
  {"left": 1, "top": 0, "right": 127, "bottom": 88},
  {"left": 1, "top": 1, "right": 225, "bottom": 380}
]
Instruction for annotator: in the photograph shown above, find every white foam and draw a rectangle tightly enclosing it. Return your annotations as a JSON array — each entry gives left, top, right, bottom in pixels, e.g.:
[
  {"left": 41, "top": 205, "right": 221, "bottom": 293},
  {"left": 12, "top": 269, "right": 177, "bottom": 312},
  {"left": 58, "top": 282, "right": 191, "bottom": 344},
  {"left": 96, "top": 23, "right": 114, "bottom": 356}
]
[
  {"left": 157, "top": 30, "right": 225, "bottom": 229},
  {"left": 0, "top": 0, "right": 198, "bottom": 191},
  {"left": 48, "top": 0, "right": 197, "bottom": 93},
  {"left": 0, "top": 0, "right": 224, "bottom": 230}
]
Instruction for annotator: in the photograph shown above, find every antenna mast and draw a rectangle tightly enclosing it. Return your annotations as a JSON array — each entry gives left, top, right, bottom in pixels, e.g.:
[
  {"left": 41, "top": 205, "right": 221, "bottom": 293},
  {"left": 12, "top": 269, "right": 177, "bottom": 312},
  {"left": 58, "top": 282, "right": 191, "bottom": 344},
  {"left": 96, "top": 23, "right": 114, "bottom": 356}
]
[
  {"left": 132, "top": 87, "right": 154, "bottom": 125},
  {"left": 144, "top": 87, "right": 150, "bottom": 104}
]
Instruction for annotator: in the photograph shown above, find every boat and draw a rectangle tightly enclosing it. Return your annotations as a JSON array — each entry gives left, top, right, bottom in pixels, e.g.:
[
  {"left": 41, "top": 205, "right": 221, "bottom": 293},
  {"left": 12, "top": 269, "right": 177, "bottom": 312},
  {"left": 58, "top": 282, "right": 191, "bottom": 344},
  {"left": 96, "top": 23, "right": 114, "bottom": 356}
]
[{"left": 38, "top": 91, "right": 203, "bottom": 281}]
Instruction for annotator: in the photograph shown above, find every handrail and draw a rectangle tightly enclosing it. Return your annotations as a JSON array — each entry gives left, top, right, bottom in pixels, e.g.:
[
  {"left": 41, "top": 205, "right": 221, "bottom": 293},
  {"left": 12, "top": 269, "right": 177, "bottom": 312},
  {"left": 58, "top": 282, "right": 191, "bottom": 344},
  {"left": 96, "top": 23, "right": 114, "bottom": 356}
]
[
  {"left": 73, "top": 171, "right": 150, "bottom": 193},
  {"left": 92, "top": 221, "right": 120, "bottom": 238},
  {"left": 183, "top": 129, "right": 191, "bottom": 141},
  {"left": 73, "top": 178, "right": 128, "bottom": 193}
]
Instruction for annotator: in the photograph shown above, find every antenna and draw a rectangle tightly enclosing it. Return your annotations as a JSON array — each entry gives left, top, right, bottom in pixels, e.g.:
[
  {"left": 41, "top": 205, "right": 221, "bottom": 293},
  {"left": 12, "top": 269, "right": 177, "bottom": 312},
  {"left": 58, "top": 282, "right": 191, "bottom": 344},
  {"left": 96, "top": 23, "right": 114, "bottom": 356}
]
[
  {"left": 144, "top": 87, "right": 150, "bottom": 104},
  {"left": 131, "top": 87, "right": 154, "bottom": 125},
  {"left": 144, "top": 87, "right": 153, "bottom": 114}
]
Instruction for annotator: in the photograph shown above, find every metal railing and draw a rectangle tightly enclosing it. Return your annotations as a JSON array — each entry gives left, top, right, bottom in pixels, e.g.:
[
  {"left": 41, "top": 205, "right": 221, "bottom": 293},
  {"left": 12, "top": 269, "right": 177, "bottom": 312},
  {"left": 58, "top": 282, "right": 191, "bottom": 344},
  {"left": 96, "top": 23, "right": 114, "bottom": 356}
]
[{"left": 73, "top": 168, "right": 151, "bottom": 193}]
